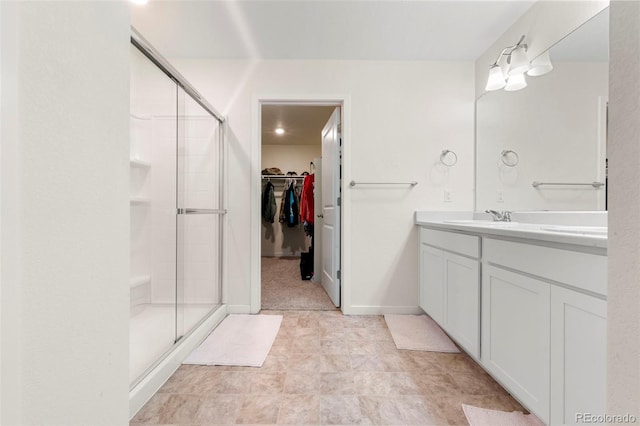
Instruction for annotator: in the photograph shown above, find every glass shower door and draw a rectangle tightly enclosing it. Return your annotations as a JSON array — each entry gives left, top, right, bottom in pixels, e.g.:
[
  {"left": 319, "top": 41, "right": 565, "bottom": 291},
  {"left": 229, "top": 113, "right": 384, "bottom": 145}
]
[
  {"left": 176, "top": 87, "right": 224, "bottom": 340},
  {"left": 129, "top": 45, "right": 179, "bottom": 386}
]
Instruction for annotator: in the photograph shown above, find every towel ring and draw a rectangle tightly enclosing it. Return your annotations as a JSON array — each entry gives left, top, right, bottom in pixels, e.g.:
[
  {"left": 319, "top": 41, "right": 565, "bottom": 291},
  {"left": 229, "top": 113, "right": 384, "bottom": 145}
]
[
  {"left": 501, "top": 150, "right": 519, "bottom": 167},
  {"left": 440, "top": 149, "right": 458, "bottom": 167}
]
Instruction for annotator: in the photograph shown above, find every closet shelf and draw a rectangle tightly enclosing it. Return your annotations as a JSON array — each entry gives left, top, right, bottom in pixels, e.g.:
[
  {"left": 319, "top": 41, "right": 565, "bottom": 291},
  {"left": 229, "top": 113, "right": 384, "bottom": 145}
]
[
  {"left": 130, "top": 196, "right": 151, "bottom": 204},
  {"left": 130, "top": 158, "right": 151, "bottom": 169},
  {"left": 130, "top": 275, "right": 151, "bottom": 289}
]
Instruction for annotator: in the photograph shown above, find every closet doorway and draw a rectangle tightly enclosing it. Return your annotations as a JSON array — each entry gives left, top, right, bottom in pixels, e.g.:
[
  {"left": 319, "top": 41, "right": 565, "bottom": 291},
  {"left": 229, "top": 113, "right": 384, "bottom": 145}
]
[{"left": 259, "top": 103, "right": 342, "bottom": 311}]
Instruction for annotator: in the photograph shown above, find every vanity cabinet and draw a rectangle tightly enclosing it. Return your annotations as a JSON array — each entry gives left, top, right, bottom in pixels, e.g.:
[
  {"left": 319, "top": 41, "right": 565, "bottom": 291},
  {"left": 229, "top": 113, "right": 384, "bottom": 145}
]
[
  {"left": 482, "top": 264, "right": 550, "bottom": 422},
  {"left": 550, "top": 286, "right": 606, "bottom": 425},
  {"left": 482, "top": 237, "right": 607, "bottom": 425},
  {"left": 417, "top": 220, "right": 608, "bottom": 426},
  {"left": 419, "top": 228, "right": 480, "bottom": 358}
]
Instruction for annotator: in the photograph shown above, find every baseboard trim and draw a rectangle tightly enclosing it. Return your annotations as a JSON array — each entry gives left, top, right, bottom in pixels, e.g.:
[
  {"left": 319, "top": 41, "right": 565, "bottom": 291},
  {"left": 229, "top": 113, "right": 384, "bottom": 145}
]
[
  {"left": 129, "top": 304, "right": 228, "bottom": 419},
  {"left": 226, "top": 304, "right": 253, "bottom": 314},
  {"left": 343, "top": 305, "right": 423, "bottom": 315}
]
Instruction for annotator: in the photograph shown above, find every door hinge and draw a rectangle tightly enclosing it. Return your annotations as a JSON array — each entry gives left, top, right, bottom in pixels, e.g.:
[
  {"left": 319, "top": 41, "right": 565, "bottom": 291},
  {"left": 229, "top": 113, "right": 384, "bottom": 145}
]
[
  {"left": 337, "top": 196, "right": 341, "bottom": 206},
  {"left": 337, "top": 270, "right": 341, "bottom": 280}
]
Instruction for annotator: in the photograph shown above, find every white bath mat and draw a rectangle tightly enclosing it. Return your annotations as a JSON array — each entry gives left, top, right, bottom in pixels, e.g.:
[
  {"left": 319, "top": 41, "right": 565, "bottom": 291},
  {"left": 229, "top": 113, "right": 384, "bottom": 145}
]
[
  {"left": 384, "top": 314, "right": 459, "bottom": 353},
  {"left": 462, "top": 404, "right": 545, "bottom": 426},
  {"left": 184, "top": 314, "right": 282, "bottom": 367}
]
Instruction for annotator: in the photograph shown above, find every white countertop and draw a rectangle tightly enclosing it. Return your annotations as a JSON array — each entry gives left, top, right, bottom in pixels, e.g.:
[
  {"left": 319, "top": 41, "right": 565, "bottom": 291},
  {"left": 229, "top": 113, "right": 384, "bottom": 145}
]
[{"left": 415, "top": 211, "right": 607, "bottom": 250}]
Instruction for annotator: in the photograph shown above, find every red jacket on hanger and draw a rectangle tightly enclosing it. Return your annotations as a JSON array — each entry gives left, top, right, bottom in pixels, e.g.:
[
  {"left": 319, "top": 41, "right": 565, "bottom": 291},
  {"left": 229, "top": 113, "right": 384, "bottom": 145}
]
[{"left": 299, "top": 174, "right": 315, "bottom": 224}]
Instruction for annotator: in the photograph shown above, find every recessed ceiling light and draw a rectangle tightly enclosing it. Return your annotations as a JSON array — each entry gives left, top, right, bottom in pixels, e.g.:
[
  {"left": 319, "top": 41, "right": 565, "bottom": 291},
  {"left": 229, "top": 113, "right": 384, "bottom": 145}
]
[
  {"left": 130, "top": 0, "right": 149, "bottom": 5},
  {"left": 275, "top": 128, "right": 285, "bottom": 135}
]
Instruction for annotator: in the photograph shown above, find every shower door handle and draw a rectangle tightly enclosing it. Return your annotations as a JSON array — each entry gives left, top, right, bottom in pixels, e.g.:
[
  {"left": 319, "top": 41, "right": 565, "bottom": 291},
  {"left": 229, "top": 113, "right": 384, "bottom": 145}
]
[{"left": 177, "top": 208, "right": 227, "bottom": 215}]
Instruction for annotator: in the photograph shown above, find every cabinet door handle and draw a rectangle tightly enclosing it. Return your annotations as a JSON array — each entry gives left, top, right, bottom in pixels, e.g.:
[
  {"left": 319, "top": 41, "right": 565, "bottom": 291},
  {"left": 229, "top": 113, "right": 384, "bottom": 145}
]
[{"left": 317, "top": 214, "right": 324, "bottom": 218}]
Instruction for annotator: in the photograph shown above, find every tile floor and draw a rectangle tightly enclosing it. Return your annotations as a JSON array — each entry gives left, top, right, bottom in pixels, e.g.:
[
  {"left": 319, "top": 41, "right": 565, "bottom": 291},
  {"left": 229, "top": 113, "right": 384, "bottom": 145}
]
[{"left": 131, "top": 310, "right": 527, "bottom": 425}]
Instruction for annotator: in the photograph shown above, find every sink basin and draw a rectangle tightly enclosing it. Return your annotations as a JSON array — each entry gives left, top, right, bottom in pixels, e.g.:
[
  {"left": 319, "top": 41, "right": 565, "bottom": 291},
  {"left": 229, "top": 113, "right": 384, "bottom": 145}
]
[
  {"left": 539, "top": 225, "right": 607, "bottom": 236},
  {"left": 443, "top": 220, "right": 519, "bottom": 227}
]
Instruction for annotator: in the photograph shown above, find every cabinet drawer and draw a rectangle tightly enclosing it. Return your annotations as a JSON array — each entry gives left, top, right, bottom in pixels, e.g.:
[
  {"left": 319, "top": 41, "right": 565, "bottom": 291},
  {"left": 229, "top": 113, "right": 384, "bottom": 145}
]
[
  {"left": 483, "top": 238, "right": 607, "bottom": 296},
  {"left": 420, "top": 228, "right": 480, "bottom": 259}
]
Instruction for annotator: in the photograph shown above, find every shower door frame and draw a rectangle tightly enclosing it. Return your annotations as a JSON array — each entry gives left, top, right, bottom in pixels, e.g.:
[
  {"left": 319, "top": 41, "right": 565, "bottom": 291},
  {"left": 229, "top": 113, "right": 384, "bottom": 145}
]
[{"left": 129, "top": 28, "right": 229, "bottom": 419}]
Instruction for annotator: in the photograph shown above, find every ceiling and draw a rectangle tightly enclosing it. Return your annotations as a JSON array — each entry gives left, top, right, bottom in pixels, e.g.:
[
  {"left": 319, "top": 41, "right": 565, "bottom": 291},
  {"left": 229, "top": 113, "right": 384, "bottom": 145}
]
[
  {"left": 131, "top": 1, "right": 538, "bottom": 146},
  {"left": 131, "top": 1, "right": 535, "bottom": 61},
  {"left": 262, "top": 105, "right": 336, "bottom": 146}
]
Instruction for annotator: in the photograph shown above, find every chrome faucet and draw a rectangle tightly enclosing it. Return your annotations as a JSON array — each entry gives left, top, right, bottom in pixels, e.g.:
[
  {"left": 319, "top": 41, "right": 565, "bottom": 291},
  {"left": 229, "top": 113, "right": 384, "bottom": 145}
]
[{"left": 485, "top": 209, "right": 512, "bottom": 222}]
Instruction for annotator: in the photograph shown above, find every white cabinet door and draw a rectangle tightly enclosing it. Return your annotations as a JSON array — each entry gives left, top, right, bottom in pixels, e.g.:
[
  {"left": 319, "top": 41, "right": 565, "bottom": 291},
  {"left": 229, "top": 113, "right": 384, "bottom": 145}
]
[
  {"left": 419, "top": 244, "right": 445, "bottom": 325},
  {"left": 482, "top": 264, "right": 550, "bottom": 424},
  {"left": 550, "top": 286, "right": 607, "bottom": 425},
  {"left": 444, "top": 252, "right": 480, "bottom": 358}
]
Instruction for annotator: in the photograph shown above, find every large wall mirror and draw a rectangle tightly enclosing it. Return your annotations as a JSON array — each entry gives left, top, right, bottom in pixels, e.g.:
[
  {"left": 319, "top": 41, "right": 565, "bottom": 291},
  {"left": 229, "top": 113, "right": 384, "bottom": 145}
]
[{"left": 475, "top": 7, "right": 609, "bottom": 212}]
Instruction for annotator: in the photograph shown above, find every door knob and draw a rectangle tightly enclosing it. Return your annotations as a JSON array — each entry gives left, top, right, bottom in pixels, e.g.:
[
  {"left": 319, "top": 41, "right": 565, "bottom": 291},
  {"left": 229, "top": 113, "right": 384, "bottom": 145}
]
[{"left": 317, "top": 214, "right": 324, "bottom": 218}]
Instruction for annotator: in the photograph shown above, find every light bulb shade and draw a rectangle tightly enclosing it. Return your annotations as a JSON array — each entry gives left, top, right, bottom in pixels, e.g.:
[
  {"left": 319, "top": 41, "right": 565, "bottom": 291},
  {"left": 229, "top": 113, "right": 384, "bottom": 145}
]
[
  {"left": 507, "top": 46, "right": 530, "bottom": 76},
  {"left": 504, "top": 73, "right": 527, "bottom": 91},
  {"left": 527, "top": 50, "right": 553, "bottom": 77},
  {"left": 485, "top": 65, "right": 506, "bottom": 91}
]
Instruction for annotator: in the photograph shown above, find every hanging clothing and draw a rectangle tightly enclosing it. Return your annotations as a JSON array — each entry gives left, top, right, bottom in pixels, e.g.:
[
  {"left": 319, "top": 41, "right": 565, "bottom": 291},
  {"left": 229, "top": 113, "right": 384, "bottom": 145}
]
[
  {"left": 299, "top": 174, "right": 315, "bottom": 225},
  {"left": 261, "top": 181, "right": 277, "bottom": 223},
  {"left": 279, "top": 180, "right": 300, "bottom": 227}
]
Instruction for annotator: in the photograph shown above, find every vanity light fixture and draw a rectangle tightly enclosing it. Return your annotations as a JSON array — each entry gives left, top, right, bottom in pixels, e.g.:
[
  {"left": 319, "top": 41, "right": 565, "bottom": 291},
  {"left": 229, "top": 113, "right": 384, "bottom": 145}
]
[
  {"left": 504, "top": 73, "right": 527, "bottom": 91},
  {"left": 485, "top": 35, "right": 553, "bottom": 93},
  {"left": 507, "top": 44, "right": 530, "bottom": 76},
  {"left": 527, "top": 50, "right": 554, "bottom": 77},
  {"left": 274, "top": 127, "right": 285, "bottom": 135}
]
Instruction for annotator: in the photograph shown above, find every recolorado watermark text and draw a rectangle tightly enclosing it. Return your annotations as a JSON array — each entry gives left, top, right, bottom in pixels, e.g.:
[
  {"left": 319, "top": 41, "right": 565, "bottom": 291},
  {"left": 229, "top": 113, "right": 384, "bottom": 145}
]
[{"left": 576, "top": 413, "right": 638, "bottom": 424}]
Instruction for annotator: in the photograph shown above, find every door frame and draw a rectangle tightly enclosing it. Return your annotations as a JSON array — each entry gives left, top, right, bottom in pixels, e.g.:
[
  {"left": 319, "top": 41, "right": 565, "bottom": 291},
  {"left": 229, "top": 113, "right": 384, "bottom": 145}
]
[{"left": 250, "top": 95, "right": 351, "bottom": 314}]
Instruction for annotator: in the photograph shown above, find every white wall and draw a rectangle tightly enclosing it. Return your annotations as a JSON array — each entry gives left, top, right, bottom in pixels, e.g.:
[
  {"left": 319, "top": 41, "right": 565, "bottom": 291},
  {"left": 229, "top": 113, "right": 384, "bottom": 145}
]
[
  {"left": 476, "top": 61, "right": 608, "bottom": 211},
  {"left": 172, "top": 59, "right": 475, "bottom": 313},
  {"left": 1, "top": 2, "right": 130, "bottom": 424},
  {"left": 474, "top": 0, "right": 609, "bottom": 99},
  {"left": 607, "top": 0, "right": 640, "bottom": 418},
  {"left": 261, "top": 144, "right": 319, "bottom": 257}
]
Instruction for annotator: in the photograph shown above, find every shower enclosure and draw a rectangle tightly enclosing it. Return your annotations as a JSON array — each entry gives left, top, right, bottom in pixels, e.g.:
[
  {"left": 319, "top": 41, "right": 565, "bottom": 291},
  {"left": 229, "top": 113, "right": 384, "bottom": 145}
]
[{"left": 129, "top": 31, "right": 225, "bottom": 388}]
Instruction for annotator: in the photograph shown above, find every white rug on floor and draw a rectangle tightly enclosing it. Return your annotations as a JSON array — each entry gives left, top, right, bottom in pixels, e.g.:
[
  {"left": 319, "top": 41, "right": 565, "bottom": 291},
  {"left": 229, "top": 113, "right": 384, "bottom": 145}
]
[
  {"left": 462, "top": 404, "right": 545, "bottom": 426},
  {"left": 184, "top": 314, "right": 282, "bottom": 367},
  {"left": 384, "top": 314, "right": 460, "bottom": 353}
]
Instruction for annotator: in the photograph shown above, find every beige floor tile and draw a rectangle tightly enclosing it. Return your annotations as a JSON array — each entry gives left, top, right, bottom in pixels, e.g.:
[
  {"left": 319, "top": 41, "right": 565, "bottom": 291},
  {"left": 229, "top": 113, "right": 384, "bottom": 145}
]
[
  {"left": 277, "top": 394, "right": 320, "bottom": 425},
  {"left": 213, "top": 371, "right": 253, "bottom": 394},
  {"left": 350, "top": 353, "right": 385, "bottom": 371},
  {"left": 358, "top": 395, "right": 405, "bottom": 425},
  {"left": 291, "top": 336, "right": 322, "bottom": 353},
  {"left": 319, "top": 395, "right": 363, "bottom": 425},
  {"left": 319, "top": 353, "right": 351, "bottom": 372},
  {"left": 353, "top": 371, "right": 394, "bottom": 396},
  {"left": 132, "top": 309, "right": 526, "bottom": 426},
  {"left": 193, "top": 394, "right": 242, "bottom": 424},
  {"left": 235, "top": 394, "right": 283, "bottom": 424},
  {"left": 320, "top": 372, "right": 356, "bottom": 395},
  {"left": 157, "top": 394, "right": 202, "bottom": 424},
  {"left": 283, "top": 371, "right": 320, "bottom": 394},
  {"left": 249, "top": 372, "right": 286, "bottom": 394},
  {"left": 395, "top": 395, "right": 448, "bottom": 425},
  {"left": 320, "top": 339, "right": 349, "bottom": 354},
  {"left": 260, "top": 353, "right": 289, "bottom": 372},
  {"left": 287, "top": 353, "right": 321, "bottom": 372}
]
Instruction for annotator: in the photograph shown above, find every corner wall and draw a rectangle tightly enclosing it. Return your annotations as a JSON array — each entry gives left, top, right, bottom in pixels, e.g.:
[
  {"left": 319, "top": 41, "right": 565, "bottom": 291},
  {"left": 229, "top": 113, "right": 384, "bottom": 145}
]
[
  {"left": 173, "top": 59, "right": 475, "bottom": 314},
  {"left": 1, "top": 2, "right": 130, "bottom": 424},
  {"left": 607, "top": 0, "right": 640, "bottom": 418}
]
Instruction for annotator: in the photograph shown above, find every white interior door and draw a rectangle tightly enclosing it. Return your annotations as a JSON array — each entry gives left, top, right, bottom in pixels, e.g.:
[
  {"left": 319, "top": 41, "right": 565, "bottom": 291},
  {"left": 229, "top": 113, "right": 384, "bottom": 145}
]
[
  {"left": 312, "top": 157, "right": 322, "bottom": 284},
  {"left": 321, "top": 108, "right": 341, "bottom": 306}
]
